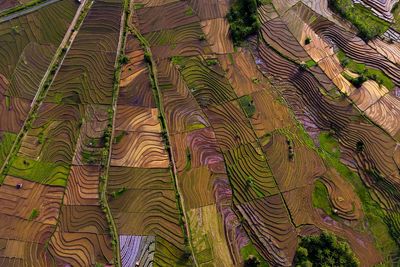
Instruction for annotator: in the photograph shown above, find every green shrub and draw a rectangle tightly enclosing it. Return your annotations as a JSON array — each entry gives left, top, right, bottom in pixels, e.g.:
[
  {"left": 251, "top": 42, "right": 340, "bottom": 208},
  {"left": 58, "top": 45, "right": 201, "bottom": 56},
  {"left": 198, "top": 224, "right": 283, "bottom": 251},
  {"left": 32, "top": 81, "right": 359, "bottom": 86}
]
[
  {"left": 342, "top": 72, "right": 367, "bottom": 88},
  {"left": 110, "top": 187, "right": 127, "bottom": 199},
  {"left": 5, "top": 96, "right": 10, "bottom": 110},
  {"left": 29, "top": 208, "right": 40, "bottom": 220},
  {"left": 206, "top": 59, "right": 218, "bottom": 66},
  {"left": 144, "top": 51, "right": 152, "bottom": 63},
  {"left": 305, "top": 59, "right": 317, "bottom": 68},
  {"left": 185, "top": 7, "right": 193, "bottom": 16},
  {"left": 119, "top": 54, "right": 129, "bottom": 65},
  {"left": 238, "top": 95, "right": 256, "bottom": 118}
]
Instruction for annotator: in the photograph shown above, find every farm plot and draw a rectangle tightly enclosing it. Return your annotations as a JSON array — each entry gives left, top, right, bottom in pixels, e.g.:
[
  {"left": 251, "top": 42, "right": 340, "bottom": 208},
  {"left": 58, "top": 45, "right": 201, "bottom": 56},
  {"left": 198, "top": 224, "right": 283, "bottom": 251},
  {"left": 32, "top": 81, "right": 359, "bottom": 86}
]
[
  {"left": 46, "top": 0, "right": 122, "bottom": 105},
  {"left": 4, "top": 0, "right": 124, "bottom": 193},
  {"left": 0, "top": 95, "right": 30, "bottom": 133},
  {"left": 135, "top": 1, "right": 199, "bottom": 34},
  {"left": 72, "top": 105, "right": 109, "bottom": 166},
  {"left": 223, "top": 142, "right": 279, "bottom": 204},
  {"left": 146, "top": 22, "right": 211, "bottom": 59},
  {"left": 188, "top": 205, "right": 234, "bottom": 266},
  {"left": 300, "top": 0, "right": 357, "bottom": 30},
  {"left": 0, "top": 176, "right": 63, "bottom": 224},
  {"left": 0, "top": 0, "right": 19, "bottom": 11},
  {"left": 320, "top": 169, "right": 363, "bottom": 221},
  {"left": 47, "top": 205, "right": 113, "bottom": 266},
  {"left": 108, "top": 167, "right": 191, "bottom": 266},
  {"left": 119, "top": 235, "right": 155, "bottom": 267},
  {"left": 64, "top": 165, "right": 100, "bottom": 206},
  {"left": 179, "top": 56, "right": 237, "bottom": 107},
  {"left": 204, "top": 101, "right": 256, "bottom": 151},
  {"left": 236, "top": 194, "right": 298, "bottom": 266},
  {"left": 159, "top": 57, "right": 248, "bottom": 264},
  {"left": 200, "top": 18, "right": 233, "bottom": 54},
  {"left": 259, "top": 29, "right": 398, "bottom": 171},
  {"left": 212, "top": 167, "right": 251, "bottom": 265},
  {"left": 259, "top": 2, "right": 279, "bottom": 23},
  {"left": 187, "top": 0, "right": 230, "bottom": 20},
  {"left": 118, "top": 35, "right": 155, "bottom": 107},
  {"left": 0, "top": 0, "right": 78, "bottom": 100},
  {"left": 111, "top": 109, "right": 169, "bottom": 168},
  {"left": 260, "top": 17, "right": 311, "bottom": 62},
  {"left": 112, "top": 37, "right": 170, "bottom": 168},
  {"left": 262, "top": 131, "right": 326, "bottom": 191},
  {"left": 364, "top": 94, "right": 400, "bottom": 139},
  {"left": 169, "top": 130, "right": 221, "bottom": 209},
  {"left": 169, "top": 127, "right": 221, "bottom": 172},
  {"left": 217, "top": 51, "right": 264, "bottom": 97},
  {"left": 45, "top": 112, "right": 115, "bottom": 266},
  {"left": 369, "top": 39, "right": 400, "bottom": 65},
  {"left": 248, "top": 90, "right": 294, "bottom": 138},
  {"left": 144, "top": 22, "right": 204, "bottom": 47},
  {"left": 0, "top": 238, "right": 53, "bottom": 266},
  {"left": 48, "top": 230, "right": 112, "bottom": 266},
  {"left": 165, "top": 110, "right": 247, "bottom": 264},
  {"left": 111, "top": 131, "right": 169, "bottom": 168},
  {"left": 156, "top": 59, "right": 210, "bottom": 133},
  {"left": 7, "top": 156, "right": 70, "bottom": 186},
  {"left": 1, "top": 0, "right": 397, "bottom": 265},
  {"left": 358, "top": 0, "right": 397, "bottom": 21},
  {"left": 177, "top": 166, "right": 216, "bottom": 209}
]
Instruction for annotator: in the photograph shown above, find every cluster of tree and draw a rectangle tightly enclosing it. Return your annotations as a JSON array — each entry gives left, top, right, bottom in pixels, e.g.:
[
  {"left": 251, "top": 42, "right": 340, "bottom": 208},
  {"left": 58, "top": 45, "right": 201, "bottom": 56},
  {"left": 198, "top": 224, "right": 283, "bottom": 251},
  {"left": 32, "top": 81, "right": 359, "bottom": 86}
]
[
  {"left": 227, "top": 0, "right": 261, "bottom": 45},
  {"left": 328, "top": 0, "right": 389, "bottom": 40},
  {"left": 342, "top": 73, "right": 367, "bottom": 88},
  {"left": 294, "top": 231, "right": 359, "bottom": 267}
]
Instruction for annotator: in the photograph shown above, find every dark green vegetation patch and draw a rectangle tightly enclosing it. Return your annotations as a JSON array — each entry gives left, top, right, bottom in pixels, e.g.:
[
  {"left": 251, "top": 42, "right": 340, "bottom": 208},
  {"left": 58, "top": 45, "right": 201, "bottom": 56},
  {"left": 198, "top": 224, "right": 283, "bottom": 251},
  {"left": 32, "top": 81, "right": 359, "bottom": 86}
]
[
  {"left": 227, "top": 0, "right": 261, "bottom": 45},
  {"left": 294, "top": 232, "right": 359, "bottom": 266},
  {"left": 329, "top": 0, "right": 390, "bottom": 40}
]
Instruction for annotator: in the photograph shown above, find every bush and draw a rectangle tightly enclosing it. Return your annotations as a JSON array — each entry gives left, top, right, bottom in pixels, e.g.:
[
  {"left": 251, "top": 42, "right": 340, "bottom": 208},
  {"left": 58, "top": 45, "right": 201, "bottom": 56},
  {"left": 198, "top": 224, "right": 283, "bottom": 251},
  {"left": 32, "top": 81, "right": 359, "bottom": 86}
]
[
  {"left": 29, "top": 208, "right": 40, "bottom": 220},
  {"left": 244, "top": 255, "right": 261, "bottom": 266},
  {"left": 119, "top": 54, "right": 129, "bottom": 65},
  {"left": 227, "top": 0, "right": 261, "bottom": 45},
  {"left": 238, "top": 95, "right": 256, "bottom": 118},
  {"left": 342, "top": 73, "right": 367, "bottom": 88},
  {"left": 144, "top": 51, "right": 151, "bottom": 63},
  {"left": 294, "top": 232, "right": 360, "bottom": 267}
]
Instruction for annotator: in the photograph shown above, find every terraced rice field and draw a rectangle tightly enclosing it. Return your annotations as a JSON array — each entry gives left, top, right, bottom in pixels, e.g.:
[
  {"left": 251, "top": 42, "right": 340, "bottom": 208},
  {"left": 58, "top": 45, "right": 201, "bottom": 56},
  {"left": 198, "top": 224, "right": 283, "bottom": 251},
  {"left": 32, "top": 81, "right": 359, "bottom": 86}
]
[{"left": 0, "top": 0, "right": 400, "bottom": 266}]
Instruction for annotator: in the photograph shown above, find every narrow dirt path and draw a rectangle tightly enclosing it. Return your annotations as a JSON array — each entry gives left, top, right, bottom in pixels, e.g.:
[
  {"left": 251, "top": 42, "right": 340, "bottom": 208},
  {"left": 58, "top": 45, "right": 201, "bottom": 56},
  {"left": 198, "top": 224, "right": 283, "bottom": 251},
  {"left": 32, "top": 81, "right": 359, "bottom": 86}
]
[{"left": 99, "top": 0, "right": 130, "bottom": 266}]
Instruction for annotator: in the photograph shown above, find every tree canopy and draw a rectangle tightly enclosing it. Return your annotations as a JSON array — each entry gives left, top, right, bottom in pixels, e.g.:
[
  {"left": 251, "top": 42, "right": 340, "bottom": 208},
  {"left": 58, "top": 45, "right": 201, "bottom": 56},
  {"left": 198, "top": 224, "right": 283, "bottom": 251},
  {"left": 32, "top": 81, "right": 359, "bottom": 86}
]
[
  {"left": 227, "top": 0, "right": 261, "bottom": 45},
  {"left": 294, "top": 232, "right": 360, "bottom": 267}
]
